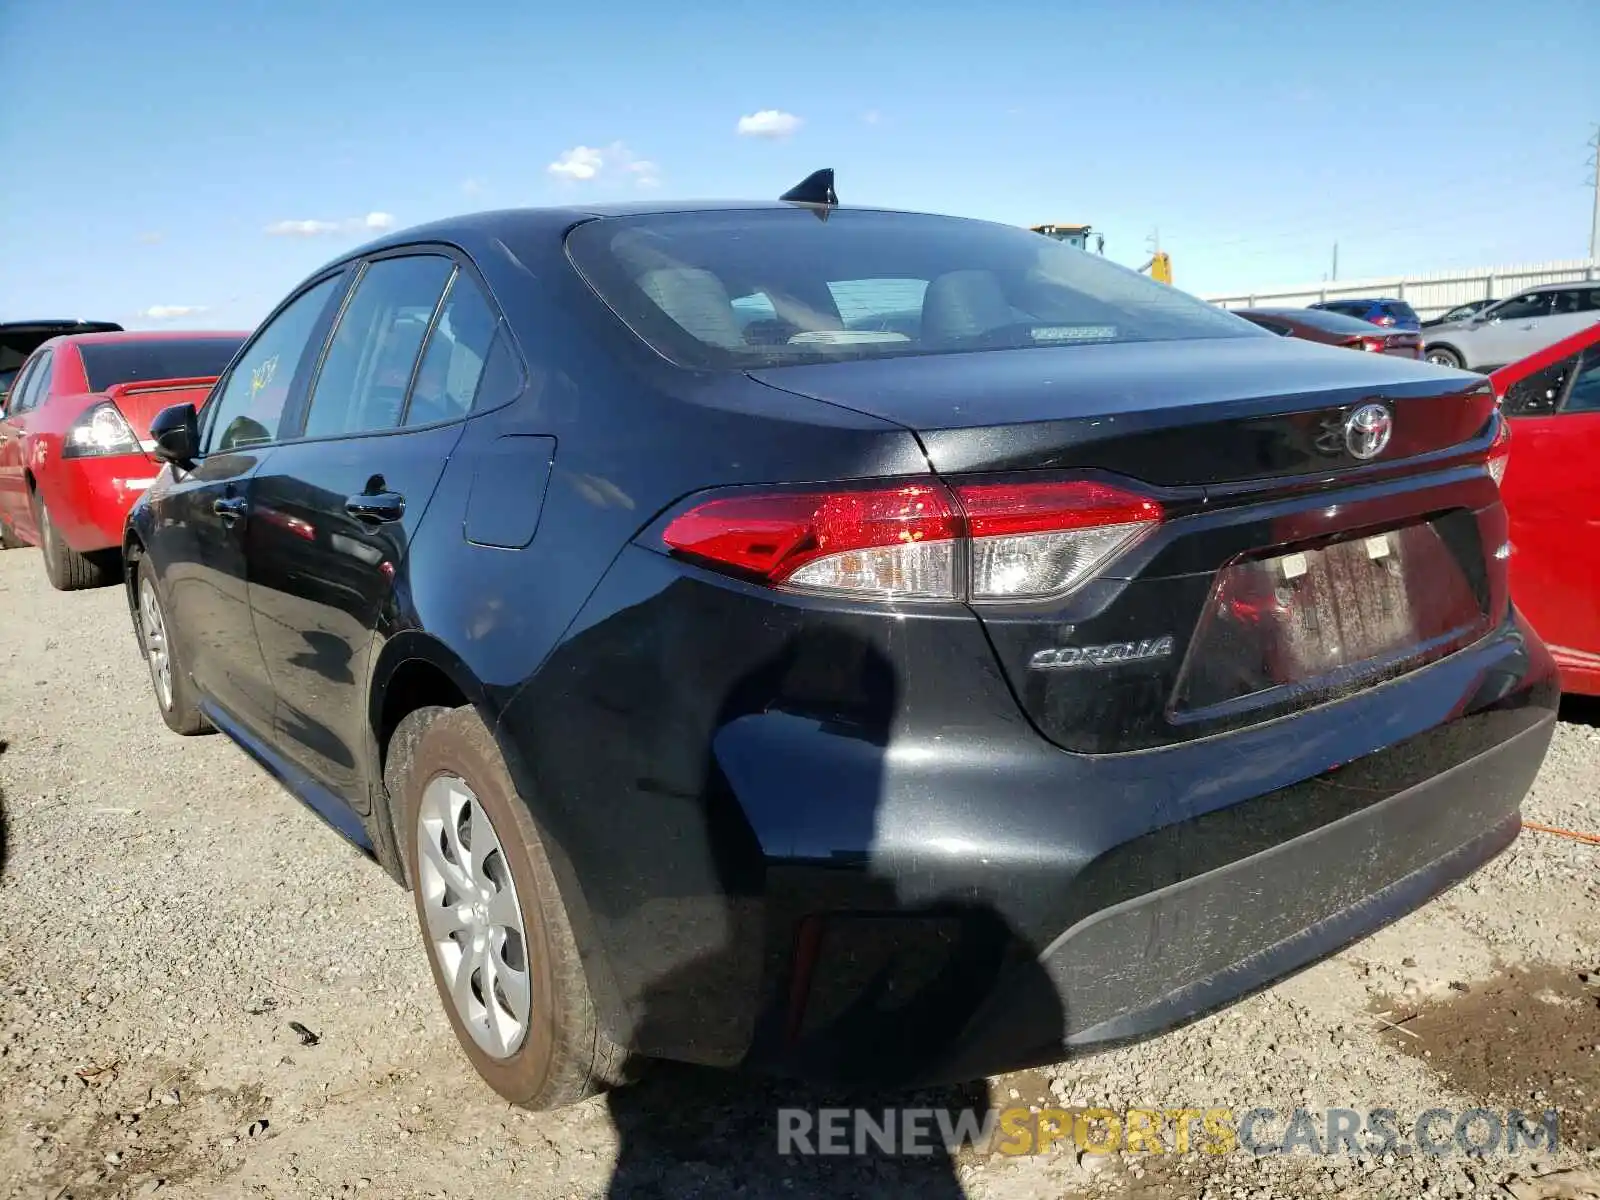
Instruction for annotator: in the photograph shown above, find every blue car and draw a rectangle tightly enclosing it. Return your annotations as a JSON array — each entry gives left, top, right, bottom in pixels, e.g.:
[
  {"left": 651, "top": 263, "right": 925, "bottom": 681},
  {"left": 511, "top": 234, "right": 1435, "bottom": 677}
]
[{"left": 1309, "top": 297, "right": 1422, "bottom": 332}]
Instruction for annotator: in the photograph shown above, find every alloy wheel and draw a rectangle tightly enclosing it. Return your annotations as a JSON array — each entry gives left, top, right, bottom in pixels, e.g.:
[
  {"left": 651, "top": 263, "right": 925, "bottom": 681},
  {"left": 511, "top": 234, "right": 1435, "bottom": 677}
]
[
  {"left": 139, "top": 575, "right": 173, "bottom": 711},
  {"left": 416, "top": 774, "right": 532, "bottom": 1059}
]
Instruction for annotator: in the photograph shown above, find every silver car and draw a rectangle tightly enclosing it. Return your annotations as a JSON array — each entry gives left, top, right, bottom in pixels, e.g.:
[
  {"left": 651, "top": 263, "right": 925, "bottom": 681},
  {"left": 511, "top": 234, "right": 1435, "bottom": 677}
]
[{"left": 1423, "top": 282, "right": 1600, "bottom": 371}]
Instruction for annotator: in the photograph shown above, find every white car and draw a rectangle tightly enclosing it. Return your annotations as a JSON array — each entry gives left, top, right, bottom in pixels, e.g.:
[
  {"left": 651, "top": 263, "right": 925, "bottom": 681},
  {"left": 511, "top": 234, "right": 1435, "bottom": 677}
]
[{"left": 1423, "top": 282, "right": 1600, "bottom": 372}]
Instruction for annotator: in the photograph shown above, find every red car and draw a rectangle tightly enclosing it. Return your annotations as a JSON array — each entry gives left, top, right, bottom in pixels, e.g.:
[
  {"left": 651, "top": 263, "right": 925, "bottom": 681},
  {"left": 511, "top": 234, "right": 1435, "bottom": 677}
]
[
  {"left": 1233, "top": 307, "right": 1423, "bottom": 359},
  {"left": 1493, "top": 321, "right": 1600, "bottom": 694},
  {"left": 0, "top": 330, "right": 247, "bottom": 589}
]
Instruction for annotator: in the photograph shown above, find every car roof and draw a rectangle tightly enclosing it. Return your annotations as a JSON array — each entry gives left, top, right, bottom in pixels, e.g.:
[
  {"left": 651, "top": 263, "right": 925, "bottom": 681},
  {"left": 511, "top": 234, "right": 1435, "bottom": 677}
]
[
  {"left": 336, "top": 200, "right": 963, "bottom": 262},
  {"left": 1519, "top": 281, "right": 1590, "bottom": 294},
  {"left": 49, "top": 329, "right": 249, "bottom": 346},
  {"left": 0, "top": 319, "right": 122, "bottom": 333}
]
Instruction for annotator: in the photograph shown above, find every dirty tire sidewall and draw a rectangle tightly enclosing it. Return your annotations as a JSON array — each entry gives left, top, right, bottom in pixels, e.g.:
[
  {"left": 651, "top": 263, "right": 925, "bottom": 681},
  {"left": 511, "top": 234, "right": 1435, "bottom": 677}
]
[
  {"left": 133, "top": 559, "right": 211, "bottom": 736},
  {"left": 398, "top": 706, "right": 605, "bottom": 1109}
]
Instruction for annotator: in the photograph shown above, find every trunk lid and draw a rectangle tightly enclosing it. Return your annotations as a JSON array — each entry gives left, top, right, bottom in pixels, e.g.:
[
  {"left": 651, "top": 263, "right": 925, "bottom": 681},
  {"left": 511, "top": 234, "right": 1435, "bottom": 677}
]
[
  {"left": 753, "top": 338, "right": 1505, "bottom": 753},
  {"left": 749, "top": 337, "right": 1491, "bottom": 481},
  {"left": 103, "top": 377, "right": 218, "bottom": 440}
]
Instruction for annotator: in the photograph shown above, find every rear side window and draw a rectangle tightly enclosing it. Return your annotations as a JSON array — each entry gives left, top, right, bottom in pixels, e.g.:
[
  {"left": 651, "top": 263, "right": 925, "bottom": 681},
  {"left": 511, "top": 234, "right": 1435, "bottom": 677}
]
[
  {"left": 1318, "top": 301, "right": 1369, "bottom": 318},
  {"left": 1552, "top": 288, "right": 1600, "bottom": 315},
  {"left": 14, "top": 351, "right": 53, "bottom": 413},
  {"left": 1566, "top": 345, "right": 1600, "bottom": 413},
  {"left": 405, "top": 272, "right": 508, "bottom": 426},
  {"left": 303, "top": 255, "right": 454, "bottom": 439},
  {"left": 566, "top": 209, "right": 1260, "bottom": 370},
  {"left": 1503, "top": 355, "right": 1576, "bottom": 417},
  {"left": 204, "top": 276, "right": 344, "bottom": 453},
  {"left": 79, "top": 338, "right": 246, "bottom": 392}
]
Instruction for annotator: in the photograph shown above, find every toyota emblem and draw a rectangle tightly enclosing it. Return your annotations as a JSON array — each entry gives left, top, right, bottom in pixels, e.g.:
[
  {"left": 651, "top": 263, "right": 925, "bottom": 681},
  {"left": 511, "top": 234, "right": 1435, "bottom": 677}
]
[{"left": 1343, "top": 403, "right": 1393, "bottom": 460}]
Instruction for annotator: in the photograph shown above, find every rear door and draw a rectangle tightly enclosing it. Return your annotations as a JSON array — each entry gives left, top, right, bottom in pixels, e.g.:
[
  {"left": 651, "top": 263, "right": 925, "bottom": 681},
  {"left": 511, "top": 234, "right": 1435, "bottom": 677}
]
[
  {"left": 0, "top": 353, "right": 43, "bottom": 533},
  {"left": 0, "top": 350, "right": 55, "bottom": 541},
  {"left": 157, "top": 274, "right": 349, "bottom": 739},
  {"left": 1501, "top": 341, "right": 1600, "bottom": 669},
  {"left": 246, "top": 250, "right": 508, "bottom": 806}
]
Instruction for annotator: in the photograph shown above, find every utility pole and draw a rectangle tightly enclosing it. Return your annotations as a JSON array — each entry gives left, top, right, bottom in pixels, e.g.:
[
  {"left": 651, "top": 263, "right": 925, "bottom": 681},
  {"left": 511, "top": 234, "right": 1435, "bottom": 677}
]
[
  {"left": 1331, "top": 242, "right": 1339, "bottom": 282},
  {"left": 1588, "top": 125, "right": 1600, "bottom": 260}
]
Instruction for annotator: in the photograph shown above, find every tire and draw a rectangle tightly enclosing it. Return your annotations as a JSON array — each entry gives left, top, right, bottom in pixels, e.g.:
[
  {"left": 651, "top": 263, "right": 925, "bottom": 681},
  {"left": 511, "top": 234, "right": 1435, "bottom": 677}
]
[
  {"left": 1425, "top": 345, "right": 1464, "bottom": 370},
  {"left": 32, "top": 492, "right": 118, "bottom": 590},
  {"left": 389, "top": 705, "right": 629, "bottom": 1110},
  {"left": 132, "top": 560, "right": 212, "bottom": 735}
]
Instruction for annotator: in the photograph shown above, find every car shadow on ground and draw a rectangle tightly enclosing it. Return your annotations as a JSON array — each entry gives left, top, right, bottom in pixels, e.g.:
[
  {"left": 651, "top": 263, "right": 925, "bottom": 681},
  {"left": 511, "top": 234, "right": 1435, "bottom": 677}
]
[
  {"left": 0, "top": 738, "right": 9, "bottom": 879},
  {"left": 1557, "top": 693, "right": 1600, "bottom": 728}
]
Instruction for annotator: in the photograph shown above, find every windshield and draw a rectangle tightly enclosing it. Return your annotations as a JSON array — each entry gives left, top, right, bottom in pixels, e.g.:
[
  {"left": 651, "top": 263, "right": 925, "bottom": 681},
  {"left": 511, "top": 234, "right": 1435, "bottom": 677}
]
[
  {"left": 79, "top": 336, "right": 246, "bottom": 391},
  {"left": 565, "top": 209, "right": 1263, "bottom": 370}
]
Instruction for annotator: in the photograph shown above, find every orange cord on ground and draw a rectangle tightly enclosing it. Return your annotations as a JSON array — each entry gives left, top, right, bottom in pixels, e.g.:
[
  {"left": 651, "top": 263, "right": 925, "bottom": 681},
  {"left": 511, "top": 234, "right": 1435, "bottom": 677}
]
[{"left": 1521, "top": 819, "right": 1600, "bottom": 847}]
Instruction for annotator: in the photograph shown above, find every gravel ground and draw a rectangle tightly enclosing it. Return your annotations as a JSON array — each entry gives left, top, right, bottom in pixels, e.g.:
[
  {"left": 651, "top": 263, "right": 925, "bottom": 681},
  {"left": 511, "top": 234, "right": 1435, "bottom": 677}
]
[{"left": 0, "top": 547, "right": 1597, "bottom": 1200}]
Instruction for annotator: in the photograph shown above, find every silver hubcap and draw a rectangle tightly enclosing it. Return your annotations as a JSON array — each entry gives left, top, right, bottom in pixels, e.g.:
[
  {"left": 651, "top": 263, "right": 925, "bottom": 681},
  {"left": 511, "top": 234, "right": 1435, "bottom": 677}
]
[
  {"left": 139, "top": 576, "right": 173, "bottom": 710},
  {"left": 416, "top": 775, "right": 531, "bottom": 1059}
]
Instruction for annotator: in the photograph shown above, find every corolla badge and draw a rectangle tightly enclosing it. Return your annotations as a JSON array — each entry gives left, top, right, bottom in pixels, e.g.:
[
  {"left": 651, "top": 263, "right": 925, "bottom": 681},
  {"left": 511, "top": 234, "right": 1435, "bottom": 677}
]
[
  {"left": 1343, "top": 403, "right": 1393, "bottom": 460},
  {"left": 1030, "top": 635, "right": 1175, "bottom": 671}
]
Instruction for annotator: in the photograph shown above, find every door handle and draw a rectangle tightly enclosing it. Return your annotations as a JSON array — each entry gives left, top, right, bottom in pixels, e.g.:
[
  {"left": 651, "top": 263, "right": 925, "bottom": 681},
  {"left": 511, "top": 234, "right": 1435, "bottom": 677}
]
[
  {"left": 213, "top": 495, "right": 248, "bottom": 525},
  {"left": 345, "top": 491, "right": 405, "bottom": 525}
]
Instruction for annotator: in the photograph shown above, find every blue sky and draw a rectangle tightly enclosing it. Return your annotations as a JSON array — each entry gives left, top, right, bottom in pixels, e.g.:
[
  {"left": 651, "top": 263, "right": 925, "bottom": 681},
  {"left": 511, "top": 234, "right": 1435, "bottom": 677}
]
[{"left": 1, "top": 0, "right": 1594, "bottom": 330}]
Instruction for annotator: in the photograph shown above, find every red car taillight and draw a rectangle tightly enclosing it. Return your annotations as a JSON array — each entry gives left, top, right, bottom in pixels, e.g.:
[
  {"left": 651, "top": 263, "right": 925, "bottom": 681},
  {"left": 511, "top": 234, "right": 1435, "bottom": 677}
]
[
  {"left": 661, "top": 478, "right": 1163, "bottom": 603},
  {"left": 1347, "top": 336, "right": 1387, "bottom": 353}
]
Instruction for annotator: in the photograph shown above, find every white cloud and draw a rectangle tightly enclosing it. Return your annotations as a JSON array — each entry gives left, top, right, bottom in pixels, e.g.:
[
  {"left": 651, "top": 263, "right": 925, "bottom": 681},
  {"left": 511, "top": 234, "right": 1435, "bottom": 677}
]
[
  {"left": 265, "top": 218, "right": 340, "bottom": 236},
  {"left": 461, "top": 177, "right": 486, "bottom": 197},
  {"left": 548, "top": 145, "right": 605, "bottom": 181},
  {"left": 737, "top": 109, "right": 802, "bottom": 139},
  {"left": 139, "top": 305, "right": 208, "bottom": 321},
  {"left": 264, "top": 213, "right": 398, "bottom": 237},
  {"left": 547, "top": 142, "right": 661, "bottom": 189},
  {"left": 626, "top": 159, "right": 662, "bottom": 188}
]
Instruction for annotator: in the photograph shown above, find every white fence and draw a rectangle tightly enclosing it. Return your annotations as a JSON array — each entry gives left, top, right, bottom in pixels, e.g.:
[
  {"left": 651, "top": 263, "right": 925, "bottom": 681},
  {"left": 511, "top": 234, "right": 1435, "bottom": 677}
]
[{"left": 1204, "top": 259, "right": 1600, "bottom": 320}]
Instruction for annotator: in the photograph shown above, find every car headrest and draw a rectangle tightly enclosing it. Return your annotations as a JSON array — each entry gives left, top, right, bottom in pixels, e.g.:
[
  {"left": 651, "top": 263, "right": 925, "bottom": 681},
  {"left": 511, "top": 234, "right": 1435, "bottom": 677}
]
[
  {"left": 922, "top": 270, "right": 1014, "bottom": 343},
  {"left": 637, "top": 267, "right": 745, "bottom": 350}
]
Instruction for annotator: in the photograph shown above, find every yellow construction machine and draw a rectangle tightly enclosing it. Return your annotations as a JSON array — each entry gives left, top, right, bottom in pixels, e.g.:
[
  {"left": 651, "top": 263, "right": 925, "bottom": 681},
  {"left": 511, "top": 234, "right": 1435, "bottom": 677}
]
[{"left": 1029, "top": 222, "right": 1172, "bottom": 285}]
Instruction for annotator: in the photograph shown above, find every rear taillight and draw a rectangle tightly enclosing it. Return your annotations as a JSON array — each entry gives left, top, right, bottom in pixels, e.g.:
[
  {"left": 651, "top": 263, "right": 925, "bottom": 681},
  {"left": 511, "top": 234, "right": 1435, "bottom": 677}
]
[
  {"left": 660, "top": 477, "right": 1163, "bottom": 603},
  {"left": 1349, "top": 336, "right": 1386, "bottom": 353},
  {"left": 1486, "top": 417, "right": 1510, "bottom": 487},
  {"left": 62, "top": 402, "right": 141, "bottom": 458},
  {"left": 1374, "top": 315, "right": 1397, "bottom": 327}
]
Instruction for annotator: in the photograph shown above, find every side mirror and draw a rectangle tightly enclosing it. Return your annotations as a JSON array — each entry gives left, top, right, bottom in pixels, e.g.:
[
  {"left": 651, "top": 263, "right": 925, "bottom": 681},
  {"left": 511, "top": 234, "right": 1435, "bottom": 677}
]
[{"left": 150, "top": 403, "right": 199, "bottom": 468}]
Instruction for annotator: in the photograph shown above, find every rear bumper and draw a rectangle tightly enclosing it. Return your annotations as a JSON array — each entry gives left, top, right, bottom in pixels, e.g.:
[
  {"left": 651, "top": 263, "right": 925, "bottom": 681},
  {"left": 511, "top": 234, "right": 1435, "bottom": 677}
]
[
  {"left": 926, "top": 709, "right": 1549, "bottom": 1083},
  {"left": 38, "top": 454, "right": 158, "bottom": 551},
  {"left": 1549, "top": 644, "right": 1600, "bottom": 697}
]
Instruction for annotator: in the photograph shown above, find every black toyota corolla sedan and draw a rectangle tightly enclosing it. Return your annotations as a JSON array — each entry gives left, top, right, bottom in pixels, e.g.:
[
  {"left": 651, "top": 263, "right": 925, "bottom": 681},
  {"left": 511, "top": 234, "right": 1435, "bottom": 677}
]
[{"left": 123, "top": 176, "right": 1557, "bottom": 1110}]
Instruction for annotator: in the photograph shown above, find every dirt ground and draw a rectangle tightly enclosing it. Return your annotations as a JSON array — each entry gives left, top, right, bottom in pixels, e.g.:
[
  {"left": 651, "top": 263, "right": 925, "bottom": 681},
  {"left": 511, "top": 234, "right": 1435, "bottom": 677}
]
[{"left": 1, "top": 548, "right": 1597, "bottom": 1199}]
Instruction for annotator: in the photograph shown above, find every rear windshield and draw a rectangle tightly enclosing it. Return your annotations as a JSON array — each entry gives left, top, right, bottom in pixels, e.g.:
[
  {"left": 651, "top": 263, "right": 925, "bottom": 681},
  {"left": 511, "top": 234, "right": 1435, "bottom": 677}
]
[
  {"left": 1383, "top": 301, "right": 1419, "bottom": 321},
  {"left": 1316, "top": 301, "right": 1370, "bottom": 318},
  {"left": 565, "top": 209, "right": 1263, "bottom": 369},
  {"left": 79, "top": 337, "right": 246, "bottom": 392}
]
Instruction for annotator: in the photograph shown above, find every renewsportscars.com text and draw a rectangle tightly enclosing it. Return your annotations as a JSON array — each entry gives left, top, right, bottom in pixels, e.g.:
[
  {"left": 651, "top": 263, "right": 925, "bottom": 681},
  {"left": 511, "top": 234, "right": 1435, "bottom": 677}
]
[{"left": 777, "top": 1106, "right": 1561, "bottom": 1158}]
